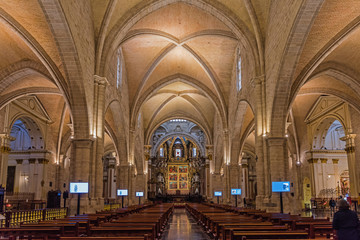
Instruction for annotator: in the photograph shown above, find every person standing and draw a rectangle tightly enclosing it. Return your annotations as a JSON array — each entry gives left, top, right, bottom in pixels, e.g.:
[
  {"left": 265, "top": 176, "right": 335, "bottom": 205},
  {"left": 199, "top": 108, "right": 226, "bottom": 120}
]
[
  {"left": 329, "top": 198, "right": 336, "bottom": 214},
  {"left": 332, "top": 199, "right": 359, "bottom": 240}
]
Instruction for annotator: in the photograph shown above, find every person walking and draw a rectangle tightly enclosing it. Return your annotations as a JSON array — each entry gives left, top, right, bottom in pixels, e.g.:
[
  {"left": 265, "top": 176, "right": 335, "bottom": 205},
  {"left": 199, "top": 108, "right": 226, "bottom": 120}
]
[{"left": 332, "top": 199, "right": 359, "bottom": 240}]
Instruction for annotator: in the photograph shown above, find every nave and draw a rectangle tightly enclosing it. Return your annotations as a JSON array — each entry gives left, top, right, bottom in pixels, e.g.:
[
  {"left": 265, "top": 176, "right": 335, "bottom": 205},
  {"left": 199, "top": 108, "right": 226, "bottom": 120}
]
[
  {"left": 0, "top": 201, "right": 346, "bottom": 240},
  {"left": 162, "top": 208, "right": 210, "bottom": 240}
]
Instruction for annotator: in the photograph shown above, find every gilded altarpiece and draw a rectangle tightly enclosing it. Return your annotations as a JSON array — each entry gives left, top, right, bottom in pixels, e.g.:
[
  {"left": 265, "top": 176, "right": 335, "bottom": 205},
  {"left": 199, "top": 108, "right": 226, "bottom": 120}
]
[{"left": 168, "top": 165, "right": 188, "bottom": 190}]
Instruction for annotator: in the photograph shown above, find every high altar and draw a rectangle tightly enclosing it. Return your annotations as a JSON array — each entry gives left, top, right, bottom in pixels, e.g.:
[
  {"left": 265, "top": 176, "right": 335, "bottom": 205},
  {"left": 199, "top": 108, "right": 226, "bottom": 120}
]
[{"left": 150, "top": 135, "right": 204, "bottom": 196}]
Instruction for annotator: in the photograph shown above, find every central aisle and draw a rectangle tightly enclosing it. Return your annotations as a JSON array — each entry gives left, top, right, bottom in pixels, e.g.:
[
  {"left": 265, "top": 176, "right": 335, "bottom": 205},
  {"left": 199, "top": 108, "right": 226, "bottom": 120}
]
[{"left": 162, "top": 208, "right": 211, "bottom": 240}]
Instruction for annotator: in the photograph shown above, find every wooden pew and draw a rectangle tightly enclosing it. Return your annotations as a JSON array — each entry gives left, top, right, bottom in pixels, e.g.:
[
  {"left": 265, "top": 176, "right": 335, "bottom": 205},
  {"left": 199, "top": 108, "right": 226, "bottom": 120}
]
[
  {"left": 221, "top": 225, "right": 288, "bottom": 240},
  {"left": 230, "top": 230, "right": 309, "bottom": 239},
  {"left": 0, "top": 226, "right": 61, "bottom": 239},
  {"left": 89, "top": 226, "right": 154, "bottom": 240},
  {"left": 60, "top": 236, "right": 149, "bottom": 240}
]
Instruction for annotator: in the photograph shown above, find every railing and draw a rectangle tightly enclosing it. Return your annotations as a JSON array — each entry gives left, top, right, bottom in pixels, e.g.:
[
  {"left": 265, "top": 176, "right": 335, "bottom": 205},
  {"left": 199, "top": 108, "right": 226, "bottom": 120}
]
[
  {"left": 104, "top": 203, "right": 120, "bottom": 211},
  {"left": 0, "top": 208, "right": 68, "bottom": 228}
]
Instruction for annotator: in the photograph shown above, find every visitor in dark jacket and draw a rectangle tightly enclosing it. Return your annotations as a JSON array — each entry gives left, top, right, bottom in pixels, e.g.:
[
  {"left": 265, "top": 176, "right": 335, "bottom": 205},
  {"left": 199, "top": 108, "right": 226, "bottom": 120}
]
[{"left": 332, "top": 199, "right": 359, "bottom": 240}]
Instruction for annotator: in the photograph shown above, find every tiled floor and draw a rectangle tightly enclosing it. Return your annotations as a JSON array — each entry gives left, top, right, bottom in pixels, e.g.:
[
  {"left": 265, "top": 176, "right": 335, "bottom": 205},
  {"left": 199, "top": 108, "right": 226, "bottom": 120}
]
[{"left": 162, "top": 208, "right": 211, "bottom": 240}]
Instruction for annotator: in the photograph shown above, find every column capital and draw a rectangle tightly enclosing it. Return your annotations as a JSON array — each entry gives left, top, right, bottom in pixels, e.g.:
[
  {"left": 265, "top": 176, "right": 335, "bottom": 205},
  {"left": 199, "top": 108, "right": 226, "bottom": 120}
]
[
  {"left": 320, "top": 158, "right": 328, "bottom": 164},
  {"left": 15, "top": 159, "right": 23, "bottom": 164},
  {"left": 28, "top": 158, "right": 36, "bottom": 164},
  {"left": 307, "top": 158, "right": 318, "bottom": 164},
  {"left": 332, "top": 159, "right": 339, "bottom": 164},
  {"left": 94, "top": 75, "right": 109, "bottom": 86},
  {"left": 340, "top": 134, "right": 356, "bottom": 141},
  {"left": 340, "top": 134, "right": 356, "bottom": 153},
  {"left": 38, "top": 158, "right": 49, "bottom": 164},
  {"left": 206, "top": 145, "right": 213, "bottom": 161}
]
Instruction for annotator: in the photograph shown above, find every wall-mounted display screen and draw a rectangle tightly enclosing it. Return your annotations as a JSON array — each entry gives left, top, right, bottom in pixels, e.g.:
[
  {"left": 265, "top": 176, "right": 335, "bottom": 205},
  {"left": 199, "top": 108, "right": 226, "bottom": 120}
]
[
  {"left": 136, "top": 192, "right": 144, "bottom": 197},
  {"left": 70, "top": 182, "right": 88, "bottom": 193},
  {"left": 214, "top": 191, "right": 222, "bottom": 196},
  {"left": 272, "top": 181, "right": 290, "bottom": 192},
  {"left": 231, "top": 189, "right": 242, "bottom": 195},
  {"left": 117, "top": 189, "right": 128, "bottom": 196}
]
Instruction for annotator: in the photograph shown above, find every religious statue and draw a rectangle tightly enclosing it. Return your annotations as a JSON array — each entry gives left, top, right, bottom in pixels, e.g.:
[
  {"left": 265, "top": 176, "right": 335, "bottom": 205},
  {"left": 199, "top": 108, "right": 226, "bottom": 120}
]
[{"left": 157, "top": 173, "right": 164, "bottom": 183}]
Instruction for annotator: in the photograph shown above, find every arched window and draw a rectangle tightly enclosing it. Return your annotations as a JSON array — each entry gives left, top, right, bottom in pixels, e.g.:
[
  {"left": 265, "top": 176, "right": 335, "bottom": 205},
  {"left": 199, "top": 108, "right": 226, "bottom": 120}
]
[
  {"left": 160, "top": 148, "right": 164, "bottom": 157},
  {"left": 237, "top": 51, "right": 242, "bottom": 91},
  {"left": 193, "top": 148, "right": 196, "bottom": 157},
  {"left": 116, "top": 49, "right": 123, "bottom": 89}
]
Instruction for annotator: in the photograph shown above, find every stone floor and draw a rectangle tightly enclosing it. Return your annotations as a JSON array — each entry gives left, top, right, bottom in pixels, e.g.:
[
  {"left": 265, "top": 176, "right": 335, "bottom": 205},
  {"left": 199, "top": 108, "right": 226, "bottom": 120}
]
[{"left": 162, "top": 208, "right": 211, "bottom": 240}]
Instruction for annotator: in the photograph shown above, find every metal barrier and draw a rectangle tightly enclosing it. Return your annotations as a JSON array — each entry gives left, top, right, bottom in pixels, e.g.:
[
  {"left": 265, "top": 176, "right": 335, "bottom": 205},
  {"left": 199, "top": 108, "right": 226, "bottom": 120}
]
[{"left": 0, "top": 208, "right": 68, "bottom": 228}]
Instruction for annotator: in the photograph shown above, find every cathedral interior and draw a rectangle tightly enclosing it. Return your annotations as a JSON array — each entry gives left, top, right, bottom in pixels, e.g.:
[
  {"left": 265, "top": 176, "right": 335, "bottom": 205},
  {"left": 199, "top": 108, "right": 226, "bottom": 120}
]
[{"left": 0, "top": 0, "right": 359, "bottom": 239}]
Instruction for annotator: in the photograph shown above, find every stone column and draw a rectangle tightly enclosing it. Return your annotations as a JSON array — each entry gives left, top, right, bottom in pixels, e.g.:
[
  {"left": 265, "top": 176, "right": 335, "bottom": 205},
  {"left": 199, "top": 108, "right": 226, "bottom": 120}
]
[
  {"left": 223, "top": 130, "right": 231, "bottom": 202},
  {"left": 253, "top": 76, "right": 266, "bottom": 209},
  {"left": 38, "top": 158, "right": 50, "bottom": 200},
  {"left": 242, "top": 162, "right": 249, "bottom": 199},
  {"left": 320, "top": 158, "right": 328, "bottom": 192},
  {"left": 228, "top": 164, "right": 239, "bottom": 205},
  {"left": 93, "top": 76, "right": 108, "bottom": 207},
  {"left": 129, "top": 164, "right": 136, "bottom": 205},
  {"left": 107, "top": 157, "right": 116, "bottom": 199},
  {"left": 28, "top": 159, "right": 36, "bottom": 195},
  {"left": 267, "top": 137, "right": 288, "bottom": 212},
  {"left": 69, "top": 138, "right": 93, "bottom": 215},
  {"left": 14, "top": 159, "right": 23, "bottom": 192},
  {"left": 307, "top": 157, "right": 317, "bottom": 198},
  {"left": 332, "top": 159, "right": 339, "bottom": 195},
  {"left": 205, "top": 160, "right": 210, "bottom": 198},
  {"left": 144, "top": 145, "right": 151, "bottom": 200},
  {"left": 340, "top": 134, "right": 358, "bottom": 198},
  {"left": 0, "top": 134, "right": 14, "bottom": 186}
]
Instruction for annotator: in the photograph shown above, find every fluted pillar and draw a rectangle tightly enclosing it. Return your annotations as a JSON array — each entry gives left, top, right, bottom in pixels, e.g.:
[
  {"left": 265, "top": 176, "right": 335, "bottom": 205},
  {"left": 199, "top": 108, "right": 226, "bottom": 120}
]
[
  {"left": 14, "top": 159, "right": 23, "bottom": 192},
  {"left": 0, "top": 134, "right": 14, "bottom": 186},
  {"left": 332, "top": 159, "right": 339, "bottom": 195},
  {"left": 307, "top": 157, "right": 318, "bottom": 198},
  {"left": 320, "top": 158, "right": 328, "bottom": 192},
  {"left": 340, "top": 134, "right": 358, "bottom": 198},
  {"left": 38, "top": 158, "right": 50, "bottom": 200}
]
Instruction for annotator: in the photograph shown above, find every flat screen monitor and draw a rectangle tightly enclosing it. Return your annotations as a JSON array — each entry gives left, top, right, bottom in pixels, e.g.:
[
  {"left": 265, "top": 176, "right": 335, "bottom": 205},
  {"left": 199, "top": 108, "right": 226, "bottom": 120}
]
[
  {"left": 117, "top": 189, "right": 128, "bottom": 196},
  {"left": 136, "top": 192, "right": 144, "bottom": 197},
  {"left": 214, "top": 191, "right": 222, "bottom": 197},
  {"left": 70, "top": 182, "right": 88, "bottom": 193},
  {"left": 231, "top": 189, "right": 242, "bottom": 195},
  {"left": 272, "top": 181, "right": 290, "bottom": 192}
]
